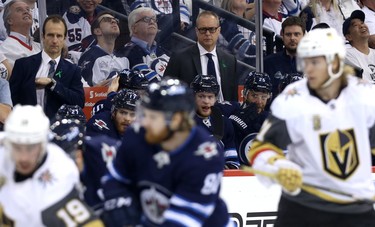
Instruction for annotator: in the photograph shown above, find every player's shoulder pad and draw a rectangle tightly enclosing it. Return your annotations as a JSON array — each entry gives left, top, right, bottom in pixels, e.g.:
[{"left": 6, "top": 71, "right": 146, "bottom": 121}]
[
  {"left": 271, "top": 78, "right": 309, "bottom": 120},
  {"left": 346, "top": 75, "right": 375, "bottom": 106}
]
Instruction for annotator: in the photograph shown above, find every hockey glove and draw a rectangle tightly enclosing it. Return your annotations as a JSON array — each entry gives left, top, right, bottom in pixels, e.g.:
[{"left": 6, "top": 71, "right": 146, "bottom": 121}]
[
  {"left": 273, "top": 158, "right": 303, "bottom": 195},
  {"left": 229, "top": 103, "right": 258, "bottom": 140},
  {"left": 253, "top": 153, "right": 302, "bottom": 195},
  {"left": 102, "top": 180, "right": 142, "bottom": 227}
]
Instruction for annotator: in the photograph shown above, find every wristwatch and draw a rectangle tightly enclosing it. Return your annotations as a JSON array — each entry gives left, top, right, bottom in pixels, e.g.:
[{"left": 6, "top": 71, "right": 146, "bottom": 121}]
[{"left": 46, "top": 78, "right": 57, "bottom": 90}]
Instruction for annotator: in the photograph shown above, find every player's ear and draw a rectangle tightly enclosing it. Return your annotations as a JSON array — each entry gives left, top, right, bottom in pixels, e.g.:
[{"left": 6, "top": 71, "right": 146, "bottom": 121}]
[{"left": 170, "top": 112, "right": 183, "bottom": 131}]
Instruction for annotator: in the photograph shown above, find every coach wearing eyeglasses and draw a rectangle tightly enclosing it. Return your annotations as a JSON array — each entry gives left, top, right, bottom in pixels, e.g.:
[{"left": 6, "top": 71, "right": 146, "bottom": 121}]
[
  {"left": 116, "top": 7, "right": 170, "bottom": 83},
  {"left": 165, "top": 10, "right": 238, "bottom": 102}
]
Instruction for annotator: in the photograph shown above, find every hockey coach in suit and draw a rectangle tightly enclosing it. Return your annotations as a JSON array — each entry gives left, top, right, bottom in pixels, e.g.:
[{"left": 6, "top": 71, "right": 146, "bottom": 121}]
[{"left": 165, "top": 10, "right": 238, "bottom": 102}]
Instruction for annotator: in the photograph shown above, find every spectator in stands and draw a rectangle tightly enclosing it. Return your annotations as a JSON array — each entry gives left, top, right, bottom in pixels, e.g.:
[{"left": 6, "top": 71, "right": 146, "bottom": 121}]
[
  {"left": 0, "top": 77, "right": 12, "bottom": 130},
  {"left": 263, "top": 0, "right": 302, "bottom": 36},
  {"left": 300, "top": 0, "right": 360, "bottom": 35},
  {"left": 0, "top": 0, "right": 41, "bottom": 67},
  {"left": 79, "top": 11, "right": 130, "bottom": 86},
  {"left": 86, "top": 89, "right": 139, "bottom": 140},
  {"left": 0, "top": 0, "right": 40, "bottom": 42},
  {"left": 116, "top": 7, "right": 170, "bottom": 82},
  {"left": 343, "top": 10, "right": 375, "bottom": 83},
  {"left": 9, "top": 15, "right": 84, "bottom": 120},
  {"left": 264, "top": 16, "right": 305, "bottom": 98},
  {"left": 130, "top": 0, "right": 191, "bottom": 33},
  {"left": 219, "top": 0, "right": 257, "bottom": 66},
  {"left": 360, "top": 0, "right": 375, "bottom": 48},
  {"left": 191, "top": 74, "right": 240, "bottom": 169},
  {"left": 165, "top": 10, "right": 238, "bottom": 102},
  {"left": 63, "top": 0, "right": 103, "bottom": 52}
]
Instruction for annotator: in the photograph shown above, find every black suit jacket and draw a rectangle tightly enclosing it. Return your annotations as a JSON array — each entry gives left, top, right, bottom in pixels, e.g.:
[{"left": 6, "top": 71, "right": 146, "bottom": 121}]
[
  {"left": 165, "top": 44, "right": 238, "bottom": 101},
  {"left": 10, "top": 52, "right": 85, "bottom": 119}
]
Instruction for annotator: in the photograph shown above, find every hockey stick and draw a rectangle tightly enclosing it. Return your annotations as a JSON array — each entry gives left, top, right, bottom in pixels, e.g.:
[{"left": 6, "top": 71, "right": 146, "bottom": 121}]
[{"left": 241, "top": 166, "right": 375, "bottom": 204}]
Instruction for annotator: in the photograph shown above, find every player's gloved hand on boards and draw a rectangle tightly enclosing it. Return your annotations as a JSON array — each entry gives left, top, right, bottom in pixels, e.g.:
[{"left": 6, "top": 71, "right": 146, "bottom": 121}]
[{"left": 273, "top": 159, "right": 303, "bottom": 195}]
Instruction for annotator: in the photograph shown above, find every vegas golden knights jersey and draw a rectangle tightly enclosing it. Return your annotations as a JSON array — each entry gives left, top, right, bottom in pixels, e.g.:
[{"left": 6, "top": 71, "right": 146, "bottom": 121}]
[
  {"left": 250, "top": 76, "right": 375, "bottom": 213},
  {"left": 0, "top": 141, "right": 103, "bottom": 227}
]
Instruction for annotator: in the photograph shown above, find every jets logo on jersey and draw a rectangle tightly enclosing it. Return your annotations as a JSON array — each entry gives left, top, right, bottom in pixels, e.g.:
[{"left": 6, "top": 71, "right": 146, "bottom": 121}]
[
  {"left": 155, "top": 0, "right": 172, "bottom": 14},
  {"left": 195, "top": 142, "right": 218, "bottom": 159},
  {"left": 101, "top": 142, "right": 117, "bottom": 165},
  {"left": 38, "top": 169, "right": 56, "bottom": 187},
  {"left": 153, "top": 151, "right": 170, "bottom": 168},
  {"left": 150, "top": 57, "right": 169, "bottom": 76},
  {"left": 140, "top": 186, "right": 169, "bottom": 224},
  {"left": 94, "top": 119, "right": 110, "bottom": 130},
  {"left": 320, "top": 129, "right": 359, "bottom": 179}
]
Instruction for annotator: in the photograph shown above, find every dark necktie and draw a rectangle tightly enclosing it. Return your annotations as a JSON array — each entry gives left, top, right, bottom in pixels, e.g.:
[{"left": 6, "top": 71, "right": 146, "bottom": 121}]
[
  {"left": 205, "top": 53, "right": 217, "bottom": 78},
  {"left": 48, "top": 60, "right": 56, "bottom": 78}
]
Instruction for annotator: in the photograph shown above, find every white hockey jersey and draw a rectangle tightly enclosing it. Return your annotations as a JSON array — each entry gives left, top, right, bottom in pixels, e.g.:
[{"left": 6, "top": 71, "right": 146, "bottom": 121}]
[
  {"left": 0, "top": 142, "right": 102, "bottom": 227},
  {"left": 251, "top": 76, "right": 375, "bottom": 213}
]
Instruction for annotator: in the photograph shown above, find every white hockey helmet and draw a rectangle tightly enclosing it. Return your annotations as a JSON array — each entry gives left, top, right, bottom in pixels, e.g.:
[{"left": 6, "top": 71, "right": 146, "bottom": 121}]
[
  {"left": 4, "top": 105, "right": 50, "bottom": 145},
  {"left": 297, "top": 28, "right": 346, "bottom": 87}
]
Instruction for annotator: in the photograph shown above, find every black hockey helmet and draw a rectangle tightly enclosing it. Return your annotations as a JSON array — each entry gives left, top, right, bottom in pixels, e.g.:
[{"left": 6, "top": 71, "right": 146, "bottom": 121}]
[
  {"left": 141, "top": 77, "right": 195, "bottom": 113},
  {"left": 279, "top": 72, "right": 304, "bottom": 92},
  {"left": 111, "top": 89, "right": 140, "bottom": 112},
  {"left": 55, "top": 104, "right": 86, "bottom": 124},
  {"left": 118, "top": 69, "right": 149, "bottom": 91},
  {"left": 50, "top": 118, "right": 85, "bottom": 156},
  {"left": 244, "top": 71, "right": 272, "bottom": 95},
  {"left": 190, "top": 74, "right": 220, "bottom": 96}
]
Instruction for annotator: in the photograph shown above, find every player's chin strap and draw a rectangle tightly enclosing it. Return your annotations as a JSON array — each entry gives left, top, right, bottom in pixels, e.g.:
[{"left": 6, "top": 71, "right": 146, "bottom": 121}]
[
  {"left": 242, "top": 166, "right": 375, "bottom": 204},
  {"left": 321, "top": 61, "right": 344, "bottom": 88}
]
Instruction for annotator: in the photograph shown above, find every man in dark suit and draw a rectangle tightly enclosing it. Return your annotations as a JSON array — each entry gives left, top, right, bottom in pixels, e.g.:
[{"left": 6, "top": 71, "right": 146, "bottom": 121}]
[
  {"left": 164, "top": 11, "right": 238, "bottom": 102},
  {"left": 9, "top": 15, "right": 84, "bottom": 120}
]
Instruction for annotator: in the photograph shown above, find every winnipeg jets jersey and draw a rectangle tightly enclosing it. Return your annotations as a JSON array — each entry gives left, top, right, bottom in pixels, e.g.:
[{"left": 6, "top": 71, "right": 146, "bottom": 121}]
[
  {"left": 194, "top": 114, "right": 240, "bottom": 169},
  {"left": 82, "top": 135, "right": 121, "bottom": 210},
  {"left": 79, "top": 45, "right": 130, "bottom": 86},
  {"left": 86, "top": 111, "right": 123, "bottom": 140},
  {"left": 0, "top": 142, "right": 102, "bottom": 226},
  {"left": 116, "top": 40, "right": 170, "bottom": 82},
  {"left": 108, "top": 126, "right": 234, "bottom": 226},
  {"left": 250, "top": 76, "right": 375, "bottom": 213},
  {"left": 63, "top": 5, "right": 96, "bottom": 52}
]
